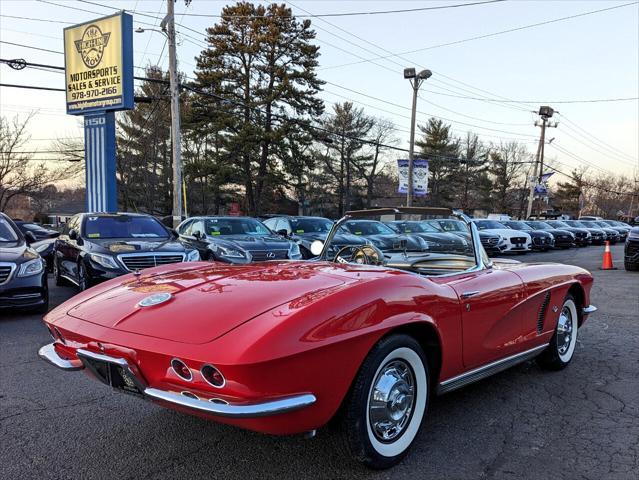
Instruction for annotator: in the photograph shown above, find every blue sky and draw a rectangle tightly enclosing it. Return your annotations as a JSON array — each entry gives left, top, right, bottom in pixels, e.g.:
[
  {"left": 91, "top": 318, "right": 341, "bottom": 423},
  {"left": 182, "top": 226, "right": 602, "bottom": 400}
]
[{"left": 1, "top": 0, "right": 637, "bottom": 181}]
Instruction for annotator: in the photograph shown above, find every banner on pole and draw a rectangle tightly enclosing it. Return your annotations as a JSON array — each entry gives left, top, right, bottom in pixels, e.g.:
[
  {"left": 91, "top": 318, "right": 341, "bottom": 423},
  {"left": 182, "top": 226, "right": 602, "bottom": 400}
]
[{"left": 397, "top": 159, "right": 429, "bottom": 196}]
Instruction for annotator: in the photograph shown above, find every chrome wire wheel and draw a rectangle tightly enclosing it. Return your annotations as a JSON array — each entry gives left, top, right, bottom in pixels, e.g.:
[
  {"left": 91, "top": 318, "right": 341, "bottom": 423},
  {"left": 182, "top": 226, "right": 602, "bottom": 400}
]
[
  {"left": 556, "top": 297, "right": 578, "bottom": 363},
  {"left": 368, "top": 360, "right": 415, "bottom": 443},
  {"left": 557, "top": 306, "right": 574, "bottom": 356}
]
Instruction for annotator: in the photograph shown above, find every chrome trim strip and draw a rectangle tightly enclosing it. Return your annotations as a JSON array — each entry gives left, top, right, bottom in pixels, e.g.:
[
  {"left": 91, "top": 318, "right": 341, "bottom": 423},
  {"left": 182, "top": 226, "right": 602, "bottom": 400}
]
[
  {"left": 437, "top": 344, "right": 548, "bottom": 395},
  {"left": 583, "top": 305, "right": 597, "bottom": 315},
  {"left": 60, "top": 273, "right": 79, "bottom": 286},
  {"left": 145, "top": 388, "right": 317, "bottom": 418},
  {"left": 0, "top": 262, "right": 17, "bottom": 285},
  {"left": 76, "top": 348, "right": 129, "bottom": 366},
  {"left": 38, "top": 343, "right": 84, "bottom": 371},
  {"left": 41, "top": 345, "right": 317, "bottom": 418}
]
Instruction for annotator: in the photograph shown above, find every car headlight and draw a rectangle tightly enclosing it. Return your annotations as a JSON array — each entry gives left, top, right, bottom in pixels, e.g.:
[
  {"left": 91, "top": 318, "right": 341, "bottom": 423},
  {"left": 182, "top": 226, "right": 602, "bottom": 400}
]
[
  {"left": 34, "top": 243, "right": 50, "bottom": 253},
  {"left": 186, "top": 249, "right": 200, "bottom": 262},
  {"left": 214, "top": 245, "right": 245, "bottom": 259},
  {"left": 89, "top": 253, "right": 120, "bottom": 269},
  {"left": 18, "top": 258, "right": 44, "bottom": 277},
  {"left": 288, "top": 242, "right": 302, "bottom": 259}
]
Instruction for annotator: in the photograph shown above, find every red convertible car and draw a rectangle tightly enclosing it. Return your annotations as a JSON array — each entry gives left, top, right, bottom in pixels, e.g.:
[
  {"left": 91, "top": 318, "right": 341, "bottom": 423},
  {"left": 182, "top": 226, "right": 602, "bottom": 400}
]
[{"left": 39, "top": 208, "right": 596, "bottom": 469}]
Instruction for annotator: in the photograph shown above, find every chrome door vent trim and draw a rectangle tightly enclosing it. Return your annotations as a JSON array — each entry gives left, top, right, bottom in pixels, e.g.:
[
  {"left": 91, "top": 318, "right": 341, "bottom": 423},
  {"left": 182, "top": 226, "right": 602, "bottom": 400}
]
[{"left": 537, "top": 291, "right": 551, "bottom": 334}]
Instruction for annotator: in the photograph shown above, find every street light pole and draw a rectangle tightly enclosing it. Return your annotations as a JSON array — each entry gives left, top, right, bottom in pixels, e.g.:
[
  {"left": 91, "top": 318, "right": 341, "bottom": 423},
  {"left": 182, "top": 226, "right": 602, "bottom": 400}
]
[
  {"left": 404, "top": 68, "right": 431, "bottom": 207},
  {"left": 166, "top": 0, "right": 183, "bottom": 228},
  {"left": 407, "top": 82, "right": 419, "bottom": 208}
]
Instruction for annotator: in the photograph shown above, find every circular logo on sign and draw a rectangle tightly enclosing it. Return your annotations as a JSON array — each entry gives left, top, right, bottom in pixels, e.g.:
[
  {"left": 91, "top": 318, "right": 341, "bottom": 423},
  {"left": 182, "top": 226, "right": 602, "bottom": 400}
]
[
  {"left": 138, "top": 292, "right": 172, "bottom": 308},
  {"left": 74, "top": 24, "right": 111, "bottom": 69}
]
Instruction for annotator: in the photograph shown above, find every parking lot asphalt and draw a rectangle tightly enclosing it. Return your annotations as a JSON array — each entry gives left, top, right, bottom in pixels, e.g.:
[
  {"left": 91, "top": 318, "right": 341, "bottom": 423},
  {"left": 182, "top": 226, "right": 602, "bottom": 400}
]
[{"left": 1, "top": 244, "right": 637, "bottom": 480}]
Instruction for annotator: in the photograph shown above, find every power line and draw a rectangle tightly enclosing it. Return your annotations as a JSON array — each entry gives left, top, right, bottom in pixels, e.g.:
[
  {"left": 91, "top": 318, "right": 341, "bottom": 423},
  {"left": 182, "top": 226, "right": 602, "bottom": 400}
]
[
  {"left": 135, "top": 0, "right": 506, "bottom": 19},
  {"left": 322, "top": 2, "right": 639, "bottom": 70},
  {"left": 557, "top": 113, "right": 638, "bottom": 165},
  {"left": 0, "top": 83, "right": 65, "bottom": 92},
  {"left": 0, "top": 40, "right": 62, "bottom": 55}
]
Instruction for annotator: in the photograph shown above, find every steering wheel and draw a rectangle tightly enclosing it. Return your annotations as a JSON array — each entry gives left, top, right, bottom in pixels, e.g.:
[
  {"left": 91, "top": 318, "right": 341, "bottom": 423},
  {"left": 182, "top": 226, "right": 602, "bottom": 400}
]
[{"left": 332, "top": 245, "right": 385, "bottom": 266}]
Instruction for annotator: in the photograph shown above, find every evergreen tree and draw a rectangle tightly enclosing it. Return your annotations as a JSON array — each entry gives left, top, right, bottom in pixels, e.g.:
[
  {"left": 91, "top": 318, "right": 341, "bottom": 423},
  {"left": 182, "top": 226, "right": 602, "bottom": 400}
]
[{"left": 192, "top": 2, "right": 324, "bottom": 215}]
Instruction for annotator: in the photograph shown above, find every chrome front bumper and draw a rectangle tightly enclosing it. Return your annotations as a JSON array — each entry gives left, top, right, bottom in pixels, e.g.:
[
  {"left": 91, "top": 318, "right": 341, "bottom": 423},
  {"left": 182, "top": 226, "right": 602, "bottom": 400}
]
[
  {"left": 38, "top": 343, "right": 316, "bottom": 418},
  {"left": 583, "top": 305, "right": 597, "bottom": 315}
]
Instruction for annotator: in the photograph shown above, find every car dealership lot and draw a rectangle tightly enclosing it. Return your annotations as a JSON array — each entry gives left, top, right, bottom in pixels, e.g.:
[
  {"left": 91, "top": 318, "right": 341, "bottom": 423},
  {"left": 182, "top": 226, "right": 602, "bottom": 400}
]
[{"left": 1, "top": 245, "right": 637, "bottom": 480}]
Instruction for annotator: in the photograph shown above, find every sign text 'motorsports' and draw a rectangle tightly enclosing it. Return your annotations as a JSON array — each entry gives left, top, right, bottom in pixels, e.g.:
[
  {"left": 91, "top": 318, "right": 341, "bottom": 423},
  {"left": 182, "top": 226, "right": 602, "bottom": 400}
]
[{"left": 64, "top": 12, "right": 133, "bottom": 115}]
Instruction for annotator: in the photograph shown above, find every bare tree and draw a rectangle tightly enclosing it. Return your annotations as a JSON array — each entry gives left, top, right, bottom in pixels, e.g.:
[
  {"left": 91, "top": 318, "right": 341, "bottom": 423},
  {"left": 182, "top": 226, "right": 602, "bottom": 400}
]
[
  {"left": 352, "top": 117, "right": 397, "bottom": 208},
  {"left": 0, "top": 114, "right": 81, "bottom": 212},
  {"left": 487, "top": 141, "right": 528, "bottom": 213}
]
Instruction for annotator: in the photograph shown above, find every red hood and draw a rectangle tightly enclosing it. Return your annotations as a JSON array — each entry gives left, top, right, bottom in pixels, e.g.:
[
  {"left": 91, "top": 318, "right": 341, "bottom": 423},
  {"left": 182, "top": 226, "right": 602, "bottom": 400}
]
[{"left": 65, "top": 262, "right": 355, "bottom": 344}]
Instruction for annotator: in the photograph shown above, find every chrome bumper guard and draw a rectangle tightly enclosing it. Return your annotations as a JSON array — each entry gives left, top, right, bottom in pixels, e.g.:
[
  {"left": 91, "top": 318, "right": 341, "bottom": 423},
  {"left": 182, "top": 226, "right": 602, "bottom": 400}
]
[
  {"left": 38, "top": 343, "right": 316, "bottom": 418},
  {"left": 583, "top": 305, "right": 597, "bottom": 315}
]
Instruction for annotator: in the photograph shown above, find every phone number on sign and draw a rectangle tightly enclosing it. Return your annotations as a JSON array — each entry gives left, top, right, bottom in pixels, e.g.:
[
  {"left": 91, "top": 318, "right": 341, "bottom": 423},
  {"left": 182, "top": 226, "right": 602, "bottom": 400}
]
[{"left": 70, "top": 87, "right": 118, "bottom": 100}]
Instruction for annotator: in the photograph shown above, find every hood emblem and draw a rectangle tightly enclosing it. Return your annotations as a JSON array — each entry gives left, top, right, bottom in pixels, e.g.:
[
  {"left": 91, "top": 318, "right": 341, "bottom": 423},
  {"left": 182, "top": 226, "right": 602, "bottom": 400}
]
[
  {"left": 138, "top": 292, "right": 172, "bottom": 308},
  {"left": 266, "top": 252, "right": 275, "bottom": 259}
]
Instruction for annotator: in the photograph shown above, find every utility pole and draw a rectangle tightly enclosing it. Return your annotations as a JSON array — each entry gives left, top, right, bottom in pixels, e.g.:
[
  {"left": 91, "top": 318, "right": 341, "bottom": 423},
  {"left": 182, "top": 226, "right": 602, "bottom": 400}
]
[
  {"left": 526, "top": 106, "right": 557, "bottom": 219},
  {"left": 165, "top": 0, "right": 182, "bottom": 228},
  {"left": 404, "top": 67, "right": 432, "bottom": 207}
]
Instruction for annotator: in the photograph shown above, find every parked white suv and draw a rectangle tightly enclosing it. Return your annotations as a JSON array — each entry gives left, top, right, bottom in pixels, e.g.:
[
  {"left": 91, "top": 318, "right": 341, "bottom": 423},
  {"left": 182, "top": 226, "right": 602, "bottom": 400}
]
[{"left": 472, "top": 219, "right": 532, "bottom": 254}]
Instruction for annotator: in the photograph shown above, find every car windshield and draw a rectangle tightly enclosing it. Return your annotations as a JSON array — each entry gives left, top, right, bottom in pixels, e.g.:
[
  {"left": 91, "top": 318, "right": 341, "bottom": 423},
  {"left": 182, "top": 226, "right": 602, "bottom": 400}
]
[
  {"left": 429, "top": 220, "right": 468, "bottom": 233},
  {"left": 566, "top": 220, "right": 590, "bottom": 228},
  {"left": 504, "top": 221, "right": 532, "bottom": 231},
  {"left": 0, "top": 218, "right": 19, "bottom": 242},
  {"left": 391, "top": 222, "right": 438, "bottom": 233},
  {"left": 526, "top": 221, "right": 552, "bottom": 230},
  {"left": 343, "top": 221, "right": 395, "bottom": 235},
  {"left": 289, "top": 218, "right": 332, "bottom": 233},
  {"left": 20, "top": 223, "right": 47, "bottom": 232},
  {"left": 550, "top": 221, "right": 571, "bottom": 228},
  {"left": 474, "top": 220, "right": 508, "bottom": 230},
  {"left": 84, "top": 215, "right": 169, "bottom": 239},
  {"left": 204, "top": 218, "right": 271, "bottom": 236}
]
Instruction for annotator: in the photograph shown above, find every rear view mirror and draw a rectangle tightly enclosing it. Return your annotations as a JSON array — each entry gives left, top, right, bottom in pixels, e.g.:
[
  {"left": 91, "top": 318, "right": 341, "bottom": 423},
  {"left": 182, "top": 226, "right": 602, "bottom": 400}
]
[
  {"left": 310, "top": 240, "right": 324, "bottom": 256},
  {"left": 276, "top": 229, "right": 289, "bottom": 237},
  {"left": 69, "top": 229, "right": 78, "bottom": 240},
  {"left": 24, "top": 231, "right": 37, "bottom": 244}
]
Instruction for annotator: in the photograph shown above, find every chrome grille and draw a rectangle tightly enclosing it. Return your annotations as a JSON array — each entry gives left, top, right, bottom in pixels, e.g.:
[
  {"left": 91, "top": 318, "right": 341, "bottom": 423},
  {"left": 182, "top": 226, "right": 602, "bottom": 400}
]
[
  {"left": 0, "top": 263, "right": 15, "bottom": 285},
  {"left": 119, "top": 253, "right": 185, "bottom": 271},
  {"left": 250, "top": 250, "right": 288, "bottom": 261},
  {"left": 481, "top": 236, "right": 499, "bottom": 246},
  {"left": 510, "top": 236, "right": 527, "bottom": 244}
]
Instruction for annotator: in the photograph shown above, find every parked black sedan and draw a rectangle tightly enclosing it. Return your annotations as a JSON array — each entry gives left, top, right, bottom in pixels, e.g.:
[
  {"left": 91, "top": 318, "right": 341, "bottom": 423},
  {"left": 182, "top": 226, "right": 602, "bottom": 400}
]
[
  {"left": 177, "top": 216, "right": 301, "bottom": 263},
  {"left": 262, "top": 215, "right": 368, "bottom": 259},
  {"left": 581, "top": 220, "right": 622, "bottom": 243},
  {"left": 624, "top": 227, "right": 639, "bottom": 271},
  {"left": 14, "top": 220, "right": 59, "bottom": 240},
  {"left": 601, "top": 220, "right": 631, "bottom": 240},
  {"left": 562, "top": 220, "right": 608, "bottom": 245},
  {"left": 384, "top": 220, "right": 471, "bottom": 254},
  {"left": 425, "top": 219, "right": 502, "bottom": 255},
  {"left": 502, "top": 220, "right": 554, "bottom": 251},
  {"left": 340, "top": 219, "right": 428, "bottom": 253},
  {"left": 524, "top": 220, "right": 575, "bottom": 249},
  {"left": 54, "top": 212, "right": 200, "bottom": 290},
  {"left": 0, "top": 213, "right": 48, "bottom": 312},
  {"left": 545, "top": 220, "right": 593, "bottom": 246}
]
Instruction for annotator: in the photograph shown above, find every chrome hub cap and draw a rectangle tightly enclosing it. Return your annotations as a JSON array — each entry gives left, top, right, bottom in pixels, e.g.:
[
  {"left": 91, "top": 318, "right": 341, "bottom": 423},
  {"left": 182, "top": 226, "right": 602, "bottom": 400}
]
[
  {"left": 557, "top": 306, "right": 573, "bottom": 355},
  {"left": 368, "top": 360, "right": 415, "bottom": 442}
]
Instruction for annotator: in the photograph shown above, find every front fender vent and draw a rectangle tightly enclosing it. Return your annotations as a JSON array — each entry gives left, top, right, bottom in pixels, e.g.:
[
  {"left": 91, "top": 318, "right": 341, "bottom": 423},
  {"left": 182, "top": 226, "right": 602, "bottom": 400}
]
[{"left": 537, "top": 291, "right": 551, "bottom": 334}]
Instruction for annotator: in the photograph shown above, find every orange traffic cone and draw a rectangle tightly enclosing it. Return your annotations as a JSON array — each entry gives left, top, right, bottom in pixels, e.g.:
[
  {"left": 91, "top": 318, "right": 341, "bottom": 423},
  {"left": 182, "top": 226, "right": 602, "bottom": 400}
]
[{"left": 600, "top": 241, "right": 617, "bottom": 270}]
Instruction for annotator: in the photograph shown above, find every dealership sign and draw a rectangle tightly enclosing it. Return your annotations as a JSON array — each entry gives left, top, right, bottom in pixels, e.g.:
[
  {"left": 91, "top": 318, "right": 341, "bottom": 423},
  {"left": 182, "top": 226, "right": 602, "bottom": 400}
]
[
  {"left": 397, "top": 159, "right": 429, "bottom": 196},
  {"left": 64, "top": 12, "right": 133, "bottom": 115},
  {"left": 64, "top": 12, "right": 133, "bottom": 213}
]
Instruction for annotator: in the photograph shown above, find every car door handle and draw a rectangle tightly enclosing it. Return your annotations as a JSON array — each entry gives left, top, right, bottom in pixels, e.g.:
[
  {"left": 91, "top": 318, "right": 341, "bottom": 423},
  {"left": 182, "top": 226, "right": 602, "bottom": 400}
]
[{"left": 461, "top": 290, "right": 480, "bottom": 299}]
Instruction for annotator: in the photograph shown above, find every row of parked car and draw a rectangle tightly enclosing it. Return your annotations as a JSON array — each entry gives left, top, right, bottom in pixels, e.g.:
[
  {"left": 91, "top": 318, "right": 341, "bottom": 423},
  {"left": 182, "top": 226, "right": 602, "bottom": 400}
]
[{"left": 1, "top": 211, "right": 637, "bottom": 313}]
